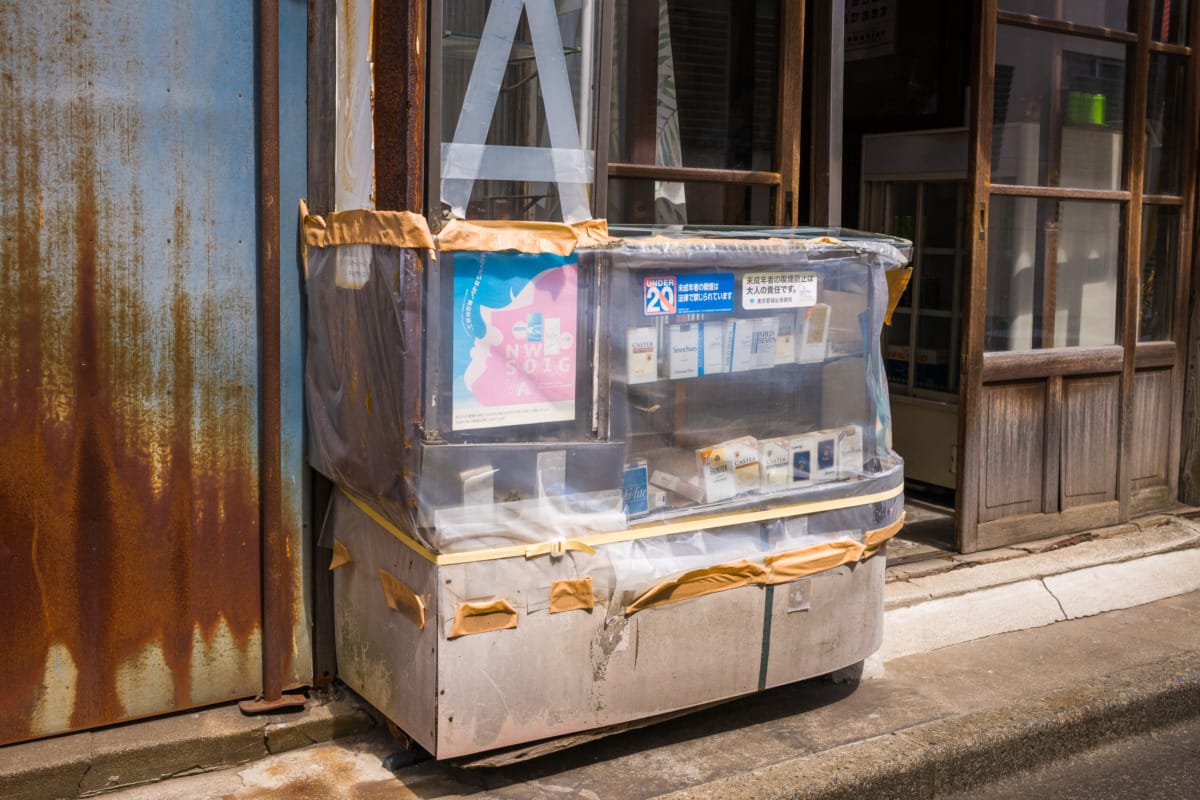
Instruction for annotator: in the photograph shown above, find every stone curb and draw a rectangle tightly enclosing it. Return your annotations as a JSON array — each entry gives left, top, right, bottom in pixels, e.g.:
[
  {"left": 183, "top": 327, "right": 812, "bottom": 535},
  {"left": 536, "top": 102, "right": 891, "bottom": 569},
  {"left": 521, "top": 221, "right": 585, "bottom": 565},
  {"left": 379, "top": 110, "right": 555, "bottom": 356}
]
[
  {"left": 0, "top": 693, "right": 377, "bottom": 800},
  {"left": 649, "top": 650, "right": 1200, "bottom": 800}
]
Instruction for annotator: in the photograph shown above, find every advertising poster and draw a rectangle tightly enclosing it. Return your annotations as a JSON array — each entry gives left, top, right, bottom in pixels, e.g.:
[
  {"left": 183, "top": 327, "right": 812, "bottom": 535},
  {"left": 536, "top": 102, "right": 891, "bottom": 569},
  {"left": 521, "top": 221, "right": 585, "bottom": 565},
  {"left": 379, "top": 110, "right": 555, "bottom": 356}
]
[{"left": 452, "top": 251, "right": 578, "bottom": 431}]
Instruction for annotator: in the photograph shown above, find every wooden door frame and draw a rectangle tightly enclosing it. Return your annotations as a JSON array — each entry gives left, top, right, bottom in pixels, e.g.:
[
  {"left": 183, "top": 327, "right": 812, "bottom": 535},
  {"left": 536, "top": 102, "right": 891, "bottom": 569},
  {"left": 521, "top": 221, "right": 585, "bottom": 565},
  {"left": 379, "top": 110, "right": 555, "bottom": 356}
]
[{"left": 957, "top": 0, "right": 1200, "bottom": 552}]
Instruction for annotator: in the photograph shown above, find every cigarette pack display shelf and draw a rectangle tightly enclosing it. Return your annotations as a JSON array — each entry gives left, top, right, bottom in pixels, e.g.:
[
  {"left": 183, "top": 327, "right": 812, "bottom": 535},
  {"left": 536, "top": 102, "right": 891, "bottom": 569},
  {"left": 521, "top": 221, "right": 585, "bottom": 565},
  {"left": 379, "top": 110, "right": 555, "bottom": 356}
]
[{"left": 304, "top": 214, "right": 912, "bottom": 758}]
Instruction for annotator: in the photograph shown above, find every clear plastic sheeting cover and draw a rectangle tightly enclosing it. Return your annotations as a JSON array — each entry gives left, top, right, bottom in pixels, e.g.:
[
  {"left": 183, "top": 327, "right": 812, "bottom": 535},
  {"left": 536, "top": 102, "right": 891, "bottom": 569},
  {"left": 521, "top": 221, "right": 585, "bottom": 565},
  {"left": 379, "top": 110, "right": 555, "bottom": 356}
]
[{"left": 304, "top": 221, "right": 911, "bottom": 582}]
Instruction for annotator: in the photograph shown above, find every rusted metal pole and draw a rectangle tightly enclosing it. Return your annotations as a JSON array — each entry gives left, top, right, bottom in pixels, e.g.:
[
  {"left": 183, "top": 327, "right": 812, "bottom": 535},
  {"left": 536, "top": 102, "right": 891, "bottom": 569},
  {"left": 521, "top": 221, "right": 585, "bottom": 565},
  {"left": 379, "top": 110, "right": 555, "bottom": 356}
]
[{"left": 242, "top": 0, "right": 305, "bottom": 714}]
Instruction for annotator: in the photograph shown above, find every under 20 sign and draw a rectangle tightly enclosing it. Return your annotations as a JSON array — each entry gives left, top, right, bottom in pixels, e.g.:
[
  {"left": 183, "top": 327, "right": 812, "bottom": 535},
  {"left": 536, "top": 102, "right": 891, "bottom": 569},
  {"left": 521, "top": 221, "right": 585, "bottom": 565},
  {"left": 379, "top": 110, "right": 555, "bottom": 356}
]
[{"left": 643, "top": 276, "right": 677, "bottom": 315}]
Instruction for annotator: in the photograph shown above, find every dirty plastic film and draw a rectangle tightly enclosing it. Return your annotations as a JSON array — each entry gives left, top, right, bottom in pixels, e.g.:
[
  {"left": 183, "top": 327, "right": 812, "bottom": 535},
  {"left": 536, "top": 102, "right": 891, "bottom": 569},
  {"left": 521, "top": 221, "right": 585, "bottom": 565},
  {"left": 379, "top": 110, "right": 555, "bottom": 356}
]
[{"left": 305, "top": 213, "right": 912, "bottom": 614}]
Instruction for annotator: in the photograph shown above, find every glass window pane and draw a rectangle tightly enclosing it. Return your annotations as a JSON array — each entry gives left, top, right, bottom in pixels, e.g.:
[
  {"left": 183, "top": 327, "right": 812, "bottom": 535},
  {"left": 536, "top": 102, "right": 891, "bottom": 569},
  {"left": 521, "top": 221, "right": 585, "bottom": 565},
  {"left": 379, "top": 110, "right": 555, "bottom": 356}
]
[
  {"left": 1145, "top": 55, "right": 1188, "bottom": 196},
  {"left": 986, "top": 197, "right": 1122, "bottom": 351},
  {"left": 922, "top": 182, "right": 962, "bottom": 250},
  {"left": 1139, "top": 205, "right": 1180, "bottom": 341},
  {"left": 1152, "top": 0, "right": 1190, "bottom": 44},
  {"left": 992, "top": 26, "right": 1127, "bottom": 190},
  {"left": 998, "top": 0, "right": 1129, "bottom": 30},
  {"left": 609, "top": 0, "right": 780, "bottom": 223},
  {"left": 440, "top": 0, "right": 598, "bottom": 221},
  {"left": 606, "top": 178, "right": 774, "bottom": 225}
]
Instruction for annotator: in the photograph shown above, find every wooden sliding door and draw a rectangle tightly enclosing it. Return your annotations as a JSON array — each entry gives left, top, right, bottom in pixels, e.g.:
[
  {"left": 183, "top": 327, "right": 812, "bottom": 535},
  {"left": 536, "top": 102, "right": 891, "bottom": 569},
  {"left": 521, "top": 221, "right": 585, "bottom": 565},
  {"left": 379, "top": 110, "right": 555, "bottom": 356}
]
[{"left": 958, "top": 0, "right": 1198, "bottom": 551}]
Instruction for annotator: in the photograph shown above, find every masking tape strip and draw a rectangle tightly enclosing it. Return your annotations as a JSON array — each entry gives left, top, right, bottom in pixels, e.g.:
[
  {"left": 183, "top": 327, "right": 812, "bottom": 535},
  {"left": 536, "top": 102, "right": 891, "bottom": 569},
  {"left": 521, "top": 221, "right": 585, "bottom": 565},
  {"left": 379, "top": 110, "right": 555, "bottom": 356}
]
[
  {"left": 342, "top": 484, "right": 905, "bottom": 567},
  {"left": 627, "top": 537, "right": 876, "bottom": 616},
  {"left": 863, "top": 512, "right": 906, "bottom": 557},
  {"left": 885, "top": 267, "right": 914, "bottom": 326},
  {"left": 626, "top": 561, "right": 768, "bottom": 615},
  {"left": 441, "top": 143, "right": 595, "bottom": 183},
  {"left": 300, "top": 200, "right": 434, "bottom": 250},
  {"left": 378, "top": 569, "right": 426, "bottom": 630},
  {"left": 329, "top": 538, "right": 353, "bottom": 571},
  {"left": 764, "top": 539, "right": 866, "bottom": 584},
  {"left": 572, "top": 218, "right": 613, "bottom": 248},
  {"left": 449, "top": 598, "right": 519, "bottom": 639},
  {"left": 549, "top": 577, "right": 595, "bottom": 614},
  {"left": 524, "top": 538, "right": 597, "bottom": 559},
  {"left": 436, "top": 219, "right": 580, "bottom": 256}
]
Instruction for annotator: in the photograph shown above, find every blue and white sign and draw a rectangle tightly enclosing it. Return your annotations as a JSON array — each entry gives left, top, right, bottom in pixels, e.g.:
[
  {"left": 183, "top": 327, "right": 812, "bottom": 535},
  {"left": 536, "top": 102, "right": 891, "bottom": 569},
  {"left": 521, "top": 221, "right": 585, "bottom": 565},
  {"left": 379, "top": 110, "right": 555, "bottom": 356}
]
[{"left": 644, "top": 273, "right": 735, "bottom": 316}]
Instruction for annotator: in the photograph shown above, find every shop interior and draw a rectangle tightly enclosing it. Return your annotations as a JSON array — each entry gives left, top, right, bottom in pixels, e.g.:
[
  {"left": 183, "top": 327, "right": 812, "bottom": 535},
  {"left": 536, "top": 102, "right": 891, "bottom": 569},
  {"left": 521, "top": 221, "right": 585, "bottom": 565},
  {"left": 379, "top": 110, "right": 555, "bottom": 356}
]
[{"left": 839, "top": 0, "right": 974, "bottom": 557}]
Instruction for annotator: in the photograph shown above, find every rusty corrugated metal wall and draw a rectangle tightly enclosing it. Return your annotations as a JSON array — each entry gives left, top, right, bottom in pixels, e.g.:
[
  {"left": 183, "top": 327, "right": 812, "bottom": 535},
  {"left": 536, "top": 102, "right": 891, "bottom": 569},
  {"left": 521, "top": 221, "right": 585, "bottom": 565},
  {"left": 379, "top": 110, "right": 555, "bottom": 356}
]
[{"left": 0, "top": 1, "right": 311, "bottom": 745}]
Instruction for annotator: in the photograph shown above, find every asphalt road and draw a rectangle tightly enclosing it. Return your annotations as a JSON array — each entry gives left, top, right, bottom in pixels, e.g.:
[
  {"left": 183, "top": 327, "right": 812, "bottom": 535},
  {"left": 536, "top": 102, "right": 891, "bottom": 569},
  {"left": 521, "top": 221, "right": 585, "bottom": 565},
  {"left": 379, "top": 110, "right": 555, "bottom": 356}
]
[{"left": 956, "top": 716, "right": 1200, "bottom": 800}]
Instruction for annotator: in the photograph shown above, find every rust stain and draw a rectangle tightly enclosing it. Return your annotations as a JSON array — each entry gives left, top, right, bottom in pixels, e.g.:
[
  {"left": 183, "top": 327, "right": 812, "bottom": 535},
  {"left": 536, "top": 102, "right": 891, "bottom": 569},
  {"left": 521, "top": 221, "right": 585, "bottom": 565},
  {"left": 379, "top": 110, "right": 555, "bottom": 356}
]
[{"left": 0, "top": 4, "right": 275, "bottom": 746}]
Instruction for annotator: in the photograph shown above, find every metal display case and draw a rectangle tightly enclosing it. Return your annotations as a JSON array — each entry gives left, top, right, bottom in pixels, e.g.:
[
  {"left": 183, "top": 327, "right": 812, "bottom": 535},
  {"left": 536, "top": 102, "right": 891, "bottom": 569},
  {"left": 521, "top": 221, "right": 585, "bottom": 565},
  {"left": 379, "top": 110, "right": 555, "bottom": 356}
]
[{"left": 304, "top": 214, "right": 911, "bottom": 758}]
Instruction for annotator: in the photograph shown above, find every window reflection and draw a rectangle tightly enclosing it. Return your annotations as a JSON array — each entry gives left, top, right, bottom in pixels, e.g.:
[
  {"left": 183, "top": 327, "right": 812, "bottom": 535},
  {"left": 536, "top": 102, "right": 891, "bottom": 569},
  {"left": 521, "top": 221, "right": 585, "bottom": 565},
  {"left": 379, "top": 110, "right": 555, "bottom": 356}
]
[
  {"left": 992, "top": 26, "right": 1126, "bottom": 190},
  {"left": 1139, "top": 205, "right": 1179, "bottom": 341},
  {"left": 1145, "top": 55, "right": 1188, "bottom": 196},
  {"left": 998, "top": 0, "right": 1129, "bottom": 30},
  {"left": 986, "top": 198, "right": 1122, "bottom": 351},
  {"left": 1152, "top": 0, "right": 1190, "bottom": 43}
]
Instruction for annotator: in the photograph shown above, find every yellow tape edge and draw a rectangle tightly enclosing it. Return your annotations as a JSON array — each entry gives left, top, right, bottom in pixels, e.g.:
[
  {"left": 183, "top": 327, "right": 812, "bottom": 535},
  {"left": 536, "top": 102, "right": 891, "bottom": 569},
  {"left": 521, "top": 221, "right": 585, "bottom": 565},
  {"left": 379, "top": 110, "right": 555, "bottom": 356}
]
[{"left": 342, "top": 483, "right": 904, "bottom": 567}]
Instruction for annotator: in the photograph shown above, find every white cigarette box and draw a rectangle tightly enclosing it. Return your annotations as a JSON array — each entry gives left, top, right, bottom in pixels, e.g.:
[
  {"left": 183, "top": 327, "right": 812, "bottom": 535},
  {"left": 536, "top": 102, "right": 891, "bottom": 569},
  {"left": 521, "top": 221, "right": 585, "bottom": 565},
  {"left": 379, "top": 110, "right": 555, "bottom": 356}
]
[
  {"left": 726, "top": 319, "right": 756, "bottom": 372},
  {"left": 775, "top": 312, "right": 798, "bottom": 364},
  {"left": 797, "top": 304, "right": 831, "bottom": 363},
  {"left": 666, "top": 323, "right": 700, "bottom": 379},
  {"left": 724, "top": 436, "right": 761, "bottom": 496},
  {"left": 759, "top": 436, "right": 791, "bottom": 492},
  {"left": 838, "top": 424, "right": 864, "bottom": 479},
  {"left": 700, "top": 321, "right": 727, "bottom": 375},
  {"left": 627, "top": 327, "right": 659, "bottom": 384},
  {"left": 649, "top": 469, "right": 706, "bottom": 504},
  {"left": 750, "top": 318, "right": 779, "bottom": 371},
  {"left": 696, "top": 445, "right": 736, "bottom": 503}
]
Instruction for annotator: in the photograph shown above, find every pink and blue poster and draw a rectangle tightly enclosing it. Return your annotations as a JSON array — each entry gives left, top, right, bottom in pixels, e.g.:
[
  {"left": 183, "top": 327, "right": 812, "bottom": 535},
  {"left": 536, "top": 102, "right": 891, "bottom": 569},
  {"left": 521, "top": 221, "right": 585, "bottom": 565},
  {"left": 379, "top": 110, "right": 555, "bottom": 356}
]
[{"left": 451, "top": 251, "right": 578, "bottom": 431}]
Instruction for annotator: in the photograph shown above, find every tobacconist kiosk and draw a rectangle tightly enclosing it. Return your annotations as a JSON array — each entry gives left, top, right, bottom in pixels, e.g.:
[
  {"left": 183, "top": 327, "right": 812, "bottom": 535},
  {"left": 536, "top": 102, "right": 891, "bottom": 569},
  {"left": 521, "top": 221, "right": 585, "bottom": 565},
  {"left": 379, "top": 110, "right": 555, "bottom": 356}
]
[{"left": 303, "top": 211, "right": 912, "bottom": 759}]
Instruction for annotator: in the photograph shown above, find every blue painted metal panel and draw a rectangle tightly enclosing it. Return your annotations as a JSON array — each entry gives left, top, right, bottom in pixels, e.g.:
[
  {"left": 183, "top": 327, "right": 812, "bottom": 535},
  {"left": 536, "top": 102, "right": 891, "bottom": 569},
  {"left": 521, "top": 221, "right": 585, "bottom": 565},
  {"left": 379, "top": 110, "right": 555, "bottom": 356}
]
[
  {"left": 0, "top": 2, "right": 311, "bottom": 743},
  {"left": 280, "top": 0, "right": 313, "bottom": 688}
]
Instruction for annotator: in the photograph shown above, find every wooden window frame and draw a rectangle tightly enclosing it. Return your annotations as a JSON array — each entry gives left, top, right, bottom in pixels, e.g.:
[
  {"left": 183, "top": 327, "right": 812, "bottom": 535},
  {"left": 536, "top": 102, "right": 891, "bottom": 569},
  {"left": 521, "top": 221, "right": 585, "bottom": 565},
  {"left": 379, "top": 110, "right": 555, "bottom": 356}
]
[{"left": 601, "top": 0, "right": 809, "bottom": 227}]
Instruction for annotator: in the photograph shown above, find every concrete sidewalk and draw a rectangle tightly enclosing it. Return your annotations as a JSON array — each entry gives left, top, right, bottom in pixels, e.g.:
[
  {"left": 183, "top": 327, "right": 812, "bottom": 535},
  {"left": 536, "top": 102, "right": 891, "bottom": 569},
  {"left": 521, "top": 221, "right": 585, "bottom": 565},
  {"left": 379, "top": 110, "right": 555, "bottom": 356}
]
[{"left": 4, "top": 513, "right": 1200, "bottom": 800}]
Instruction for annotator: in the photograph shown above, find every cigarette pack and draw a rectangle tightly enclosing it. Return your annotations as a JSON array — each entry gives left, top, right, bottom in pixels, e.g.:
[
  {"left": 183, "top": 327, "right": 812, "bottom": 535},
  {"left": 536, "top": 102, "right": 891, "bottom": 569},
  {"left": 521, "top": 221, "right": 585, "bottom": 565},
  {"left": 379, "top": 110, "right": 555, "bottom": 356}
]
[
  {"left": 725, "top": 319, "right": 756, "bottom": 372},
  {"left": 813, "top": 429, "right": 839, "bottom": 483},
  {"left": 622, "top": 462, "right": 650, "bottom": 517},
  {"left": 649, "top": 469, "right": 706, "bottom": 504},
  {"left": 750, "top": 318, "right": 779, "bottom": 371},
  {"left": 838, "top": 424, "right": 864, "bottom": 479},
  {"left": 788, "top": 434, "right": 815, "bottom": 488},
  {"left": 797, "top": 304, "right": 831, "bottom": 363},
  {"left": 775, "top": 311, "right": 798, "bottom": 364},
  {"left": 759, "top": 436, "right": 791, "bottom": 492},
  {"left": 724, "top": 436, "right": 761, "bottom": 496},
  {"left": 666, "top": 323, "right": 701, "bottom": 379},
  {"left": 626, "top": 326, "right": 659, "bottom": 384},
  {"left": 696, "top": 445, "right": 736, "bottom": 503},
  {"left": 700, "top": 321, "right": 727, "bottom": 375}
]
